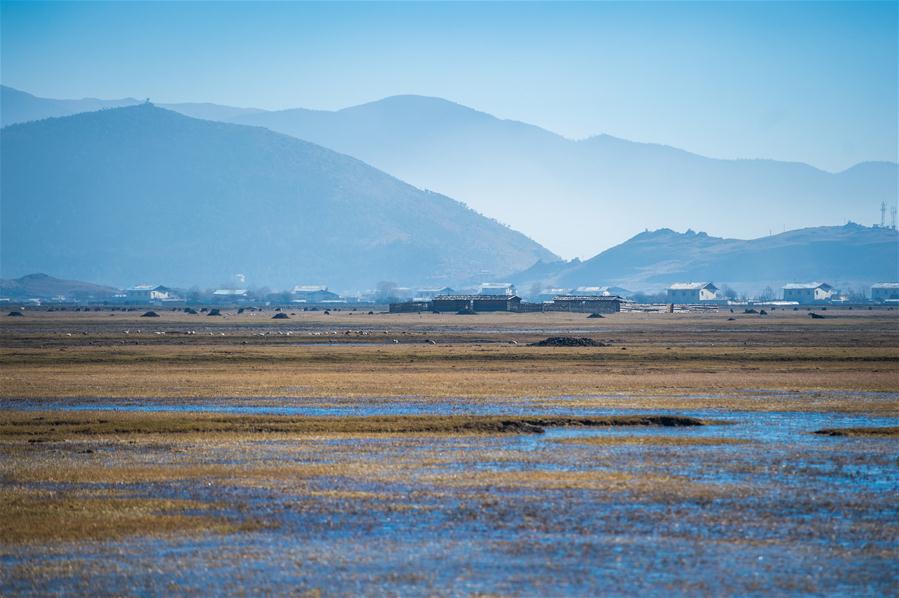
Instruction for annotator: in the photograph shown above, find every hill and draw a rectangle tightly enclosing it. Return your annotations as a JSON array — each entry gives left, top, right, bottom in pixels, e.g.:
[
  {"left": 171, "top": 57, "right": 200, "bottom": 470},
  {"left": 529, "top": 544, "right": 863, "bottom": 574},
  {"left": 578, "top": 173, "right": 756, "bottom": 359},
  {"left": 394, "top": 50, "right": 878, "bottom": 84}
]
[
  {"left": 0, "top": 105, "right": 555, "bottom": 290},
  {"left": 0, "top": 273, "right": 119, "bottom": 300},
  {"left": 231, "top": 95, "right": 899, "bottom": 258},
  {"left": 0, "top": 85, "right": 141, "bottom": 127},
  {"left": 509, "top": 224, "right": 899, "bottom": 292},
  {"left": 1, "top": 85, "right": 264, "bottom": 127}
]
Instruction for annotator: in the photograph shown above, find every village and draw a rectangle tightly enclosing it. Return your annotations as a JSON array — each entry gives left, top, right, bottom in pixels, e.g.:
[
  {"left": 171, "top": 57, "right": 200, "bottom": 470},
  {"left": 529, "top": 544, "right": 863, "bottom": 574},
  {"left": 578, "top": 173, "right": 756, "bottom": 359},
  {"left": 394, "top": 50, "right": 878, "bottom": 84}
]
[{"left": 5, "top": 277, "right": 898, "bottom": 314}]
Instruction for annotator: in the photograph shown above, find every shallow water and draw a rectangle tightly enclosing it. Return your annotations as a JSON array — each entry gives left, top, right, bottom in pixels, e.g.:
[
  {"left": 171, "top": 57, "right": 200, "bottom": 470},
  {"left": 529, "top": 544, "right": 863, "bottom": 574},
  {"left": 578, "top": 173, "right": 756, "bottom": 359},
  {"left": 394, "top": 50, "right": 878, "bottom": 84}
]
[{"left": 2, "top": 395, "right": 897, "bottom": 595}]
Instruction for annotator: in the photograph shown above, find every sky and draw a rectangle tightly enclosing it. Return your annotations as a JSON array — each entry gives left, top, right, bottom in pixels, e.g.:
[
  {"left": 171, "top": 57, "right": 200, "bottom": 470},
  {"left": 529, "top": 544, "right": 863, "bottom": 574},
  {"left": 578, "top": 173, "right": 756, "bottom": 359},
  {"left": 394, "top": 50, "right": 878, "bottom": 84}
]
[{"left": 1, "top": 1, "right": 897, "bottom": 172}]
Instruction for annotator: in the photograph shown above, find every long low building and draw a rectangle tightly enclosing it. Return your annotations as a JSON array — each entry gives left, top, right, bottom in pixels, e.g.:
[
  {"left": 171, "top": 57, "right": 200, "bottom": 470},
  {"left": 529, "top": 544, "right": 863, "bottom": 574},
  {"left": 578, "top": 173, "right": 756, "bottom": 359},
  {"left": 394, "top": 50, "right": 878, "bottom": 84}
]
[
  {"left": 389, "top": 295, "right": 522, "bottom": 313},
  {"left": 544, "top": 295, "right": 623, "bottom": 313},
  {"left": 432, "top": 295, "right": 522, "bottom": 312}
]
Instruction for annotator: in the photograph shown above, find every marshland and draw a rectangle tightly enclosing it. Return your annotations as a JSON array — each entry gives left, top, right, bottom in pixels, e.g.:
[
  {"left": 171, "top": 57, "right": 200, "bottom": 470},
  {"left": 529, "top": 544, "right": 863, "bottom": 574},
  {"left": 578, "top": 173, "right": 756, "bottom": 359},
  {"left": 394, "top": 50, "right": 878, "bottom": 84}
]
[{"left": 1, "top": 308, "right": 897, "bottom": 594}]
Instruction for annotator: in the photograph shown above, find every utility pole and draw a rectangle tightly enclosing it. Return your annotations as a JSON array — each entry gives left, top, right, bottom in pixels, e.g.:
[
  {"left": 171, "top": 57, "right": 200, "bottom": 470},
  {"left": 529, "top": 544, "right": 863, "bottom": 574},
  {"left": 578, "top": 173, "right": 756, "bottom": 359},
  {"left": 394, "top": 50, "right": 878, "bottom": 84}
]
[
  {"left": 891, "top": 205, "right": 897, "bottom": 230},
  {"left": 880, "top": 201, "right": 887, "bottom": 227}
]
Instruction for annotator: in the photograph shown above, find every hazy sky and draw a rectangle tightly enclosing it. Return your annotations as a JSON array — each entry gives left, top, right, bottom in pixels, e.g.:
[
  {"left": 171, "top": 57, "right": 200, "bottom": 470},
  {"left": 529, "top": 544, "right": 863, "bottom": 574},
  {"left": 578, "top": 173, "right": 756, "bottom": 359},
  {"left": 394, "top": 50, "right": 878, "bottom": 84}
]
[{"left": 2, "top": 1, "right": 896, "bottom": 172}]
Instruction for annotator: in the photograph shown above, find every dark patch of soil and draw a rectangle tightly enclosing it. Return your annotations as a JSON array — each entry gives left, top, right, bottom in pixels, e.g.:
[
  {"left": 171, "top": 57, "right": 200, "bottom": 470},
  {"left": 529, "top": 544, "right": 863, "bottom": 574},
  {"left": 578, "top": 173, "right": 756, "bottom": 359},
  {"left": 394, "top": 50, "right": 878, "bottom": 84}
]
[
  {"left": 587, "top": 313, "right": 604, "bottom": 318},
  {"left": 271, "top": 313, "right": 290, "bottom": 320},
  {"left": 7, "top": 311, "right": 24, "bottom": 317},
  {"left": 813, "top": 426, "right": 899, "bottom": 438},
  {"left": 530, "top": 336, "right": 606, "bottom": 347},
  {"left": 140, "top": 311, "right": 160, "bottom": 318}
]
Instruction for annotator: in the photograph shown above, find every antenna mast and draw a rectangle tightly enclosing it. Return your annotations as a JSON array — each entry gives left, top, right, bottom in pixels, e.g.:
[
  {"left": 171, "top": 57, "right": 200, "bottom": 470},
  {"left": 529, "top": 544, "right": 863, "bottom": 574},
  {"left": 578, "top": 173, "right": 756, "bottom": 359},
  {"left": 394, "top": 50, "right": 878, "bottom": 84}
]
[
  {"left": 880, "top": 201, "right": 887, "bottom": 227},
  {"left": 891, "top": 205, "right": 897, "bottom": 230}
]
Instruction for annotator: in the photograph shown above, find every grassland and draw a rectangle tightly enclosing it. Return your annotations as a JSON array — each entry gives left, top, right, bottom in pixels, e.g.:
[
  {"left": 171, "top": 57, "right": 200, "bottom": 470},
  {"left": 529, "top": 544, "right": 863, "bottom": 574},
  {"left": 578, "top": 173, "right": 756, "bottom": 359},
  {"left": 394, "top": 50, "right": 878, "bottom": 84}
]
[{"left": 2, "top": 309, "right": 898, "bottom": 413}]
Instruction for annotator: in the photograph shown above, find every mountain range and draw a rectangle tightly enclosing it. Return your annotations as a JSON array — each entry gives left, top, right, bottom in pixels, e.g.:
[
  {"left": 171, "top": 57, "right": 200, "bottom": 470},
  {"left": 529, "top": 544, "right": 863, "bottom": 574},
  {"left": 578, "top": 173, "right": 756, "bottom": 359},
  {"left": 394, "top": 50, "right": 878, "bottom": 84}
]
[
  {"left": 0, "top": 104, "right": 554, "bottom": 290},
  {"left": 4, "top": 86, "right": 896, "bottom": 259},
  {"left": 510, "top": 223, "right": 899, "bottom": 292},
  {"left": 229, "top": 96, "right": 898, "bottom": 258}
]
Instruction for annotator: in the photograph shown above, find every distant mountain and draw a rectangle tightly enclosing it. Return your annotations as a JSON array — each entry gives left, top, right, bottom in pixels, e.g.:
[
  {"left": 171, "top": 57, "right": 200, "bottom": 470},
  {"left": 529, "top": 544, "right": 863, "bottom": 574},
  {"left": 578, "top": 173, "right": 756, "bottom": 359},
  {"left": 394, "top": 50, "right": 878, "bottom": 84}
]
[
  {"left": 231, "top": 95, "right": 899, "bottom": 258},
  {"left": 1, "top": 85, "right": 266, "bottom": 127},
  {"left": 0, "top": 273, "right": 119, "bottom": 299},
  {"left": 510, "top": 223, "right": 899, "bottom": 291},
  {"left": 157, "top": 102, "right": 266, "bottom": 122},
  {"left": 0, "top": 105, "right": 555, "bottom": 290},
  {"left": 0, "top": 85, "right": 142, "bottom": 127}
]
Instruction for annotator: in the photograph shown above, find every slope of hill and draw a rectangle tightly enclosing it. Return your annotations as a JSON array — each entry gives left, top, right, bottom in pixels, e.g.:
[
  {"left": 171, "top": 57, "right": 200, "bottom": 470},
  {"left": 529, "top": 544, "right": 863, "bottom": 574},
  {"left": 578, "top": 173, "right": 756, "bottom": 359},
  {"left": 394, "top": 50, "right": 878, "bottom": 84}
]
[
  {"left": 1, "top": 85, "right": 268, "bottom": 127},
  {"left": 510, "top": 224, "right": 899, "bottom": 291},
  {"left": 232, "top": 95, "right": 899, "bottom": 258},
  {"left": 0, "top": 85, "right": 142, "bottom": 127},
  {"left": 0, "top": 273, "right": 120, "bottom": 299},
  {"left": 0, "top": 105, "right": 555, "bottom": 290}
]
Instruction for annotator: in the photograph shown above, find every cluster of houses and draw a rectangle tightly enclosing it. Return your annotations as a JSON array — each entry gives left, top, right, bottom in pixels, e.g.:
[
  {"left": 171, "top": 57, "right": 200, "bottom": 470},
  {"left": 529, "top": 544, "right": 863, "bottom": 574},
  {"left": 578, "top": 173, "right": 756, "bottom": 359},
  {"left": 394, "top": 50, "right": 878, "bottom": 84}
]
[
  {"left": 664, "top": 282, "right": 899, "bottom": 305},
  {"left": 21, "top": 279, "right": 894, "bottom": 309},
  {"left": 121, "top": 284, "right": 343, "bottom": 305}
]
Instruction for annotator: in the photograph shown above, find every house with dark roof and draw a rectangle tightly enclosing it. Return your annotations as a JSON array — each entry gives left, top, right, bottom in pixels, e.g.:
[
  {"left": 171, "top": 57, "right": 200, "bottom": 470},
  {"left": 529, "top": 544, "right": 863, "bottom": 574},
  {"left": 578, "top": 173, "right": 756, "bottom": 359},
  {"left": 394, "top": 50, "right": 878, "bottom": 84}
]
[
  {"left": 432, "top": 294, "right": 521, "bottom": 312},
  {"left": 545, "top": 295, "right": 623, "bottom": 314}
]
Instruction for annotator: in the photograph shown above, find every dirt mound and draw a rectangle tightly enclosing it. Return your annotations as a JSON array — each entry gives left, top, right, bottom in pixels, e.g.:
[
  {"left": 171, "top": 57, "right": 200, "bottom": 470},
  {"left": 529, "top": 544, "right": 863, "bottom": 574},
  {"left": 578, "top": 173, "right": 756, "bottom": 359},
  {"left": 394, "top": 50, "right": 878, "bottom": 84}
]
[
  {"left": 271, "top": 312, "right": 289, "bottom": 319},
  {"left": 808, "top": 312, "right": 826, "bottom": 319},
  {"left": 7, "top": 311, "right": 24, "bottom": 317},
  {"left": 587, "top": 313, "right": 604, "bottom": 318},
  {"left": 530, "top": 336, "right": 605, "bottom": 347},
  {"left": 140, "top": 311, "right": 160, "bottom": 318}
]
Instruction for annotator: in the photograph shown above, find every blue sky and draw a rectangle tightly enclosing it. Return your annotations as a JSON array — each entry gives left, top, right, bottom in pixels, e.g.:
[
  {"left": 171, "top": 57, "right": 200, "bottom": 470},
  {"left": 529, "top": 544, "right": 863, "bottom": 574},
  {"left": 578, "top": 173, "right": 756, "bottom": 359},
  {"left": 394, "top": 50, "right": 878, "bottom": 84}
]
[{"left": 2, "top": 1, "right": 896, "bottom": 172}]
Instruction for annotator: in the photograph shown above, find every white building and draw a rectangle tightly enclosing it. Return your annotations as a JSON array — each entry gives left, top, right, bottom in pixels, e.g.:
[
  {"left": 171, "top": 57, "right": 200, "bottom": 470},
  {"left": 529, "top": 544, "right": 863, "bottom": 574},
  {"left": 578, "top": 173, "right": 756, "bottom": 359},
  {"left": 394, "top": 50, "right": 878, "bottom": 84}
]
[
  {"left": 125, "top": 285, "right": 175, "bottom": 302},
  {"left": 782, "top": 282, "right": 834, "bottom": 304},
  {"left": 212, "top": 289, "right": 249, "bottom": 303},
  {"left": 667, "top": 282, "right": 718, "bottom": 303},
  {"left": 479, "top": 282, "right": 515, "bottom": 296},
  {"left": 871, "top": 283, "right": 899, "bottom": 302}
]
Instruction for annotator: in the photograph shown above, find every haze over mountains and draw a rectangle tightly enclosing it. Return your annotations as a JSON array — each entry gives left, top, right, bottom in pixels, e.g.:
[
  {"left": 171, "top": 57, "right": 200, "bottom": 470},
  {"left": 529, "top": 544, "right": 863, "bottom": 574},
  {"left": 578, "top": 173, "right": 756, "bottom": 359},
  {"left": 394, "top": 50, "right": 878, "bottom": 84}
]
[
  {"left": 511, "top": 223, "right": 899, "bottom": 292},
  {"left": 230, "top": 96, "right": 898, "bottom": 258},
  {"left": 2, "top": 86, "right": 896, "bottom": 291},
  {"left": 1, "top": 104, "right": 554, "bottom": 289},
  {"left": 4, "top": 86, "right": 896, "bottom": 260}
]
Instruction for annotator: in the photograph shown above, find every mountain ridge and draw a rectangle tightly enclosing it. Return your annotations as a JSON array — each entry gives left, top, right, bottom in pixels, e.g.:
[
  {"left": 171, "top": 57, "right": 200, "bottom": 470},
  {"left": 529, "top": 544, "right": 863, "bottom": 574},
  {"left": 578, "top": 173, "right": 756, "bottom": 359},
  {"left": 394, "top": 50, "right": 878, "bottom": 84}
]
[
  {"left": 509, "top": 223, "right": 899, "bottom": 292},
  {"left": 0, "top": 104, "right": 555, "bottom": 290}
]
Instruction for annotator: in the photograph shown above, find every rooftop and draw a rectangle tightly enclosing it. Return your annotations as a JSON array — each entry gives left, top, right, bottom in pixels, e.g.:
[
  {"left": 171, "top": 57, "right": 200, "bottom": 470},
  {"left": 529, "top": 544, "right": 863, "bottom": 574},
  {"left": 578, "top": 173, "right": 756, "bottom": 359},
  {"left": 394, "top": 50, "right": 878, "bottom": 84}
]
[
  {"left": 434, "top": 295, "right": 521, "bottom": 301},
  {"left": 552, "top": 295, "right": 623, "bottom": 301},
  {"left": 783, "top": 282, "right": 832, "bottom": 290},
  {"left": 668, "top": 282, "right": 716, "bottom": 291}
]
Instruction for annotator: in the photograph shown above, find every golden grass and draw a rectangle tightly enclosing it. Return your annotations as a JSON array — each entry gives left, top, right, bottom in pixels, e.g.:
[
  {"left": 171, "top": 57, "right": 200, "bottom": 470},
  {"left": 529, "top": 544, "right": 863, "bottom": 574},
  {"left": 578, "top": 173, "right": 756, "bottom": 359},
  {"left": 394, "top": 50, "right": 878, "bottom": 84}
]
[
  {"left": 2, "top": 311, "right": 897, "bottom": 410},
  {"left": 422, "top": 469, "right": 743, "bottom": 501},
  {"left": 0, "top": 487, "right": 246, "bottom": 544}
]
